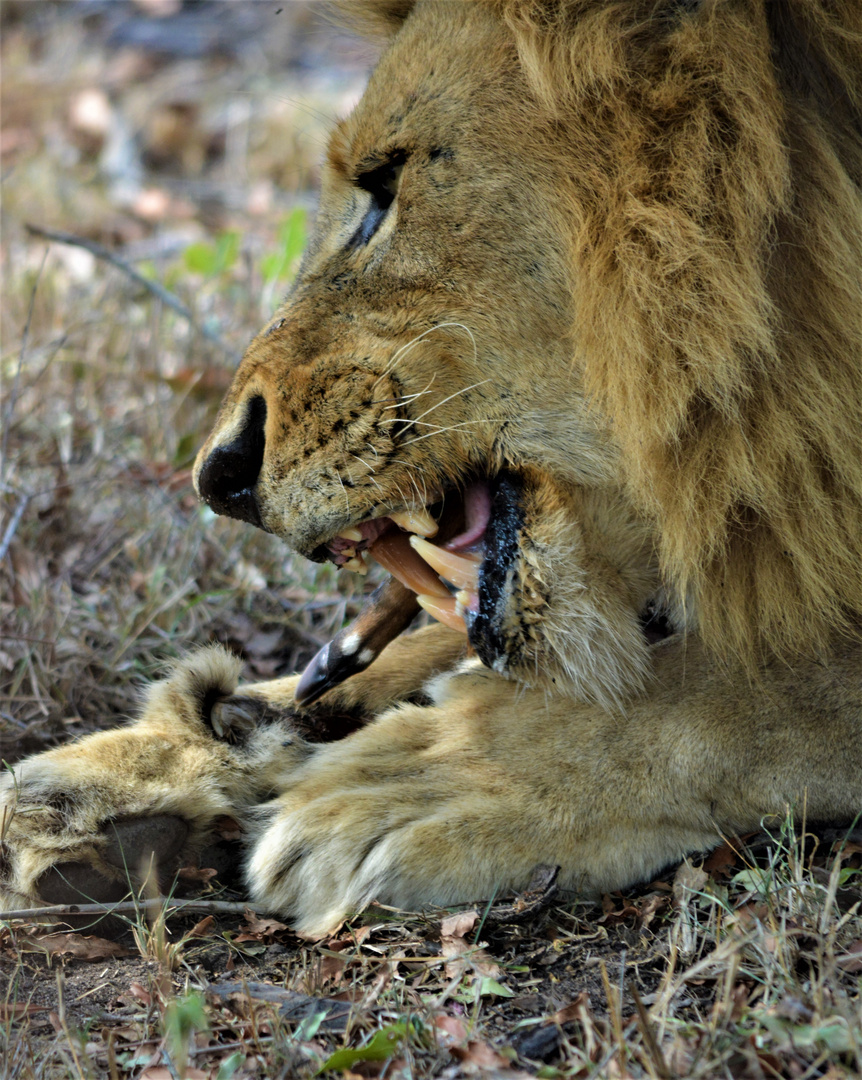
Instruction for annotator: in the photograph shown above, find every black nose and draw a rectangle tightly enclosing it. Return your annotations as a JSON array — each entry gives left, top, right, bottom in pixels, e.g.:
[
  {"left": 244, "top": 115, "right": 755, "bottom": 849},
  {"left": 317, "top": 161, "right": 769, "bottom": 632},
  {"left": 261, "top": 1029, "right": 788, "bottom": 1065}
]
[{"left": 197, "top": 396, "right": 266, "bottom": 528}]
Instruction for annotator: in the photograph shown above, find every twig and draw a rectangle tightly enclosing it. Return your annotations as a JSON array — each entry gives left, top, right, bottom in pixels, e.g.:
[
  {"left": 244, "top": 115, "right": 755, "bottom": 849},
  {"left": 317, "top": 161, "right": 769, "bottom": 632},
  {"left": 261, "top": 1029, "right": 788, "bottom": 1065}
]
[
  {"left": 0, "top": 491, "right": 31, "bottom": 563},
  {"left": 24, "top": 223, "right": 240, "bottom": 362},
  {"left": 0, "top": 898, "right": 257, "bottom": 922}
]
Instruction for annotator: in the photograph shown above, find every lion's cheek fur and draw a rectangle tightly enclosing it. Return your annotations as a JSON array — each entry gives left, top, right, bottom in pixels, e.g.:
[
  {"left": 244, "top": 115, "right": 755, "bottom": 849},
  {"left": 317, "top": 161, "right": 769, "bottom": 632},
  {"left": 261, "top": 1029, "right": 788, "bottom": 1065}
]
[{"left": 469, "top": 470, "right": 660, "bottom": 706}]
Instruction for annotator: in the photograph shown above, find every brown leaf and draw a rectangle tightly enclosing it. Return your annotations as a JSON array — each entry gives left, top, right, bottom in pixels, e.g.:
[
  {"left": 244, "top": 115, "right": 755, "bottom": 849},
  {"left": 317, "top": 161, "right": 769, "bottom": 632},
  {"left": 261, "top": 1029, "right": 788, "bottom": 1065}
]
[
  {"left": 552, "top": 992, "right": 591, "bottom": 1026},
  {"left": 836, "top": 940, "right": 862, "bottom": 972},
  {"left": 598, "top": 895, "right": 639, "bottom": 925},
  {"left": 434, "top": 1013, "right": 469, "bottom": 1047},
  {"left": 703, "top": 839, "right": 742, "bottom": 876},
  {"left": 440, "top": 910, "right": 478, "bottom": 939},
  {"left": 672, "top": 859, "right": 708, "bottom": 908},
  {"left": 0, "top": 1002, "right": 48, "bottom": 1020},
  {"left": 177, "top": 865, "right": 218, "bottom": 883},
  {"left": 637, "top": 893, "right": 670, "bottom": 930},
  {"left": 450, "top": 1040, "right": 512, "bottom": 1068},
  {"left": 129, "top": 982, "right": 152, "bottom": 1005},
  {"left": 188, "top": 916, "right": 215, "bottom": 938},
  {"left": 25, "top": 933, "right": 130, "bottom": 961},
  {"left": 239, "top": 908, "right": 289, "bottom": 940}
]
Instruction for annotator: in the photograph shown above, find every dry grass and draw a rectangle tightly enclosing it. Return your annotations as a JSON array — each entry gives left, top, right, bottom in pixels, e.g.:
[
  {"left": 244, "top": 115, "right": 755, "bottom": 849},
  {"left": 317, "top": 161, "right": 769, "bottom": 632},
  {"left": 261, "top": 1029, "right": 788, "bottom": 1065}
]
[{"left": 1, "top": 3, "right": 860, "bottom": 1077}]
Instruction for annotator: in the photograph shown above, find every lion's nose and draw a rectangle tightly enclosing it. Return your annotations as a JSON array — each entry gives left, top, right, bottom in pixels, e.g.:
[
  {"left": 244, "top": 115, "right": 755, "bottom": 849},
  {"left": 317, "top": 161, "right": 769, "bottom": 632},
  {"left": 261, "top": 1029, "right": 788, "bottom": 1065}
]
[{"left": 196, "top": 396, "right": 267, "bottom": 529}]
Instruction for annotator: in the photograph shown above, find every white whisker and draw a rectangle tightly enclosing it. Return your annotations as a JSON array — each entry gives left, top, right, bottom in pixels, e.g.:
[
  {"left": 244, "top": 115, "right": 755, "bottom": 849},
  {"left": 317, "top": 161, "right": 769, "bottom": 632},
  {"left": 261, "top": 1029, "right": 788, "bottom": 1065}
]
[
  {"left": 372, "top": 322, "right": 478, "bottom": 390},
  {"left": 400, "top": 418, "right": 499, "bottom": 448},
  {"left": 410, "top": 379, "right": 490, "bottom": 424}
]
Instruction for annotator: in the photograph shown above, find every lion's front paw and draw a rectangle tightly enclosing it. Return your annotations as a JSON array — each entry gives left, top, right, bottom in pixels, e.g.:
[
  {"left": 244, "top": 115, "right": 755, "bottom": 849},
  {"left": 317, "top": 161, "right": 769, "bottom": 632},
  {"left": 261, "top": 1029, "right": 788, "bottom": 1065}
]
[
  {"left": 0, "top": 647, "right": 302, "bottom": 911},
  {"left": 244, "top": 674, "right": 563, "bottom": 937}
]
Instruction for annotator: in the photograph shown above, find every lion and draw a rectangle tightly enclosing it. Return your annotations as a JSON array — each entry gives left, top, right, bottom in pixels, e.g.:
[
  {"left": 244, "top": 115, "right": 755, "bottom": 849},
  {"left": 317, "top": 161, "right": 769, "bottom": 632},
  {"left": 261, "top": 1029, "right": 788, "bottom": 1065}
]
[{"left": 2, "top": 0, "right": 861, "bottom": 938}]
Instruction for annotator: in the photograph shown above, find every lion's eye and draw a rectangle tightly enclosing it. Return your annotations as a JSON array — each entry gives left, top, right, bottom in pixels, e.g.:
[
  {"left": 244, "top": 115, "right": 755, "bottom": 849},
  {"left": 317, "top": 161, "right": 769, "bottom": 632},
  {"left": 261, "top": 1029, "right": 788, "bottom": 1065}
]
[{"left": 348, "top": 152, "right": 406, "bottom": 249}]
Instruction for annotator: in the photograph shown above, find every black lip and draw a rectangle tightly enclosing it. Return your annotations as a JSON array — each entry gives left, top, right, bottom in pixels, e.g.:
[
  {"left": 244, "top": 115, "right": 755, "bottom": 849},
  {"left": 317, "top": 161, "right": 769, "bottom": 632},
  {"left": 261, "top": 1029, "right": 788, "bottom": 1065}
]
[{"left": 464, "top": 471, "right": 524, "bottom": 669}]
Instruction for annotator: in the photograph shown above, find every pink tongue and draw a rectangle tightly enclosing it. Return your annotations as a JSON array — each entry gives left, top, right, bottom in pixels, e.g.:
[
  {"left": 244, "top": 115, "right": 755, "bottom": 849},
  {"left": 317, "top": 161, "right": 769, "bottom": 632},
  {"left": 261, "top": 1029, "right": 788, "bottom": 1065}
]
[{"left": 445, "top": 482, "right": 491, "bottom": 551}]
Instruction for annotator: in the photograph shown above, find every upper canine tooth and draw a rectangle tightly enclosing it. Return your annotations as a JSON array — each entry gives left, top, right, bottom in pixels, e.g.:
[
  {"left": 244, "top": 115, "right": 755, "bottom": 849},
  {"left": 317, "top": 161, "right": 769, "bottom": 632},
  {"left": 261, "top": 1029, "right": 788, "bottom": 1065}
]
[
  {"left": 338, "top": 527, "right": 363, "bottom": 542},
  {"left": 409, "top": 536, "right": 481, "bottom": 591},
  {"left": 389, "top": 508, "right": 438, "bottom": 537}
]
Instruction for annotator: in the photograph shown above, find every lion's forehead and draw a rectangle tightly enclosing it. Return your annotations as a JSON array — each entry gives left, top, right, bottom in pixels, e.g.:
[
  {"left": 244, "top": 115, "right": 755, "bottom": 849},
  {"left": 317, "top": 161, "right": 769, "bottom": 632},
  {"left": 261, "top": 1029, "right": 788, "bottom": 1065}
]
[{"left": 340, "top": 2, "right": 519, "bottom": 164}]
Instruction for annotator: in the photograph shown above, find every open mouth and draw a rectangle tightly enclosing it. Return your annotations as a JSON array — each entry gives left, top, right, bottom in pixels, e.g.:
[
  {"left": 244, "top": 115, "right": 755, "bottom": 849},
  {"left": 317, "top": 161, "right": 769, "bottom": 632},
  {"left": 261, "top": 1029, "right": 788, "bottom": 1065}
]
[
  {"left": 294, "top": 480, "right": 495, "bottom": 706},
  {"left": 321, "top": 480, "right": 492, "bottom": 634}
]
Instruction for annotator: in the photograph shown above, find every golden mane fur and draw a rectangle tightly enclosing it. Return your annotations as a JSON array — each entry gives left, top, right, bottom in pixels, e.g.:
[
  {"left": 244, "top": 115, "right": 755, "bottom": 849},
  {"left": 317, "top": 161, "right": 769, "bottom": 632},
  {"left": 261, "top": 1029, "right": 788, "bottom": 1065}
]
[{"left": 345, "top": 0, "right": 862, "bottom": 666}]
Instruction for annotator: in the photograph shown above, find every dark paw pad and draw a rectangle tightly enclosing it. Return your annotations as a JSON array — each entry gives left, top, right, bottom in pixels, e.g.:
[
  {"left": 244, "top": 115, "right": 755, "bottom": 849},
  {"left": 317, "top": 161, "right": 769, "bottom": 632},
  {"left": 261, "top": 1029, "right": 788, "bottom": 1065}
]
[
  {"left": 34, "top": 814, "right": 190, "bottom": 908},
  {"left": 36, "top": 862, "right": 129, "bottom": 906},
  {"left": 104, "top": 814, "right": 190, "bottom": 875}
]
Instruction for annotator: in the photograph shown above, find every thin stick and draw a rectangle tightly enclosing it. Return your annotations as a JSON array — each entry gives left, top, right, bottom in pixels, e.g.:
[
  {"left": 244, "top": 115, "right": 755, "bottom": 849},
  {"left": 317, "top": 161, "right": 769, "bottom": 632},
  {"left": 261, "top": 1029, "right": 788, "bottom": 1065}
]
[
  {"left": 24, "top": 223, "right": 240, "bottom": 362},
  {"left": 0, "top": 898, "right": 257, "bottom": 922},
  {"left": 0, "top": 491, "right": 31, "bottom": 563}
]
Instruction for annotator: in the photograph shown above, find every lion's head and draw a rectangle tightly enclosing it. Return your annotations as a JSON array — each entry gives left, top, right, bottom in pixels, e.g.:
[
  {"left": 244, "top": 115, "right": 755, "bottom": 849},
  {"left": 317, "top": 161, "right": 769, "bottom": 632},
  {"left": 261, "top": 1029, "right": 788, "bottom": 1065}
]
[{"left": 193, "top": 0, "right": 862, "bottom": 705}]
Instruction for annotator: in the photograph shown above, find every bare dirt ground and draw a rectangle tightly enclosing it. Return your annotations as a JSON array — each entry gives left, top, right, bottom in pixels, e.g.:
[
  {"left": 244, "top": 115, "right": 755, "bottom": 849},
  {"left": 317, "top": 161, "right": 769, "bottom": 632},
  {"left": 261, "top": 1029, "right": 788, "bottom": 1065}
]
[{"left": 2, "top": 3, "right": 861, "bottom": 1077}]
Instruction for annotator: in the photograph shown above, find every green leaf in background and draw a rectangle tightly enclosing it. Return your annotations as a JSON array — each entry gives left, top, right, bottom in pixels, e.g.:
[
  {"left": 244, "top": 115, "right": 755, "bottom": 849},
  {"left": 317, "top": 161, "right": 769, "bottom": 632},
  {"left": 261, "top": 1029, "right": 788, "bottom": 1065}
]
[
  {"left": 316, "top": 1019, "right": 411, "bottom": 1074},
  {"left": 475, "top": 976, "right": 515, "bottom": 998},
  {"left": 184, "top": 241, "right": 219, "bottom": 275},
  {"left": 163, "top": 991, "right": 209, "bottom": 1061},
  {"left": 261, "top": 206, "right": 307, "bottom": 284},
  {"left": 215, "top": 229, "right": 240, "bottom": 272},
  {"left": 184, "top": 229, "right": 241, "bottom": 277}
]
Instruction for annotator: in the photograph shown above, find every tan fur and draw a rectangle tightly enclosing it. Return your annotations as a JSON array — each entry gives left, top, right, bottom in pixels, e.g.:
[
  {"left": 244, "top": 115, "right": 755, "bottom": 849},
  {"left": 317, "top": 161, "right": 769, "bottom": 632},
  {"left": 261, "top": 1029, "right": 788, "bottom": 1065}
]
[
  {"left": 1, "top": 0, "right": 860, "bottom": 933},
  {"left": 3, "top": 634, "right": 860, "bottom": 935}
]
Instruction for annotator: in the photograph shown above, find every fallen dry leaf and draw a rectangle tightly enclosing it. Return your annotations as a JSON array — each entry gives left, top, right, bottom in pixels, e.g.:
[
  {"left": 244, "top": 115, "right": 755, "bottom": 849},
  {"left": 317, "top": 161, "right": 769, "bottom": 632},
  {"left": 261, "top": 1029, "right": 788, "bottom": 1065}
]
[
  {"left": 434, "top": 1013, "right": 469, "bottom": 1047},
  {"left": 598, "top": 895, "right": 640, "bottom": 925},
  {"left": 703, "top": 838, "right": 745, "bottom": 875},
  {"left": 24, "top": 933, "right": 130, "bottom": 962},
  {"left": 672, "top": 859, "right": 709, "bottom": 907},
  {"left": 552, "top": 992, "right": 591, "bottom": 1026},
  {"left": 236, "top": 908, "right": 289, "bottom": 942},
  {"left": 441, "top": 910, "right": 479, "bottom": 938},
  {"left": 129, "top": 981, "right": 152, "bottom": 1006},
  {"left": 188, "top": 915, "right": 216, "bottom": 937},
  {"left": 177, "top": 865, "right": 218, "bottom": 883},
  {"left": 836, "top": 940, "right": 862, "bottom": 972},
  {"left": 0, "top": 1002, "right": 49, "bottom": 1020},
  {"left": 450, "top": 1040, "right": 512, "bottom": 1068}
]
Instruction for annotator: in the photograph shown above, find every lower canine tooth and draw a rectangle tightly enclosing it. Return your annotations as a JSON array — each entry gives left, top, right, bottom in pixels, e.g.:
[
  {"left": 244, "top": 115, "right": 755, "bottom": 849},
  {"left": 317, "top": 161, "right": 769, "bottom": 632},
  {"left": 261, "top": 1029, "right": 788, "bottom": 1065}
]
[
  {"left": 342, "top": 555, "right": 368, "bottom": 575},
  {"left": 389, "top": 507, "right": 438, "bottom": 537},
  {"left": 417, "top": 594, "right": 467, "bottom": 634},
  {"left": 455, "top": 589, "right": 479, "bottom": 617},
  {"left": 409, "top": 536, "right": 481, "bottom": 591}
]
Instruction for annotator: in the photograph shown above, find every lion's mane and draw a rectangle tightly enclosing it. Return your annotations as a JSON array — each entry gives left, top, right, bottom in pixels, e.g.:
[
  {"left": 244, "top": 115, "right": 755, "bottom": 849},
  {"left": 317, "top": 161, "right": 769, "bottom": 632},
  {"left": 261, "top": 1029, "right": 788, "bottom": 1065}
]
[{"left": 346, "top": 0, "right": 862, "bottom": 664}]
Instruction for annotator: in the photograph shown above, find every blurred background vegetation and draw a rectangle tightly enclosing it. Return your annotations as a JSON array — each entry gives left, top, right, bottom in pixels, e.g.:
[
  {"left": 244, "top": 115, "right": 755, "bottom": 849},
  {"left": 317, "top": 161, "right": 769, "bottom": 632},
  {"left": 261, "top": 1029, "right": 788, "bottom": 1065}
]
[{"left": 0, "top": 0, "right": 383, "bottom": 759}]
